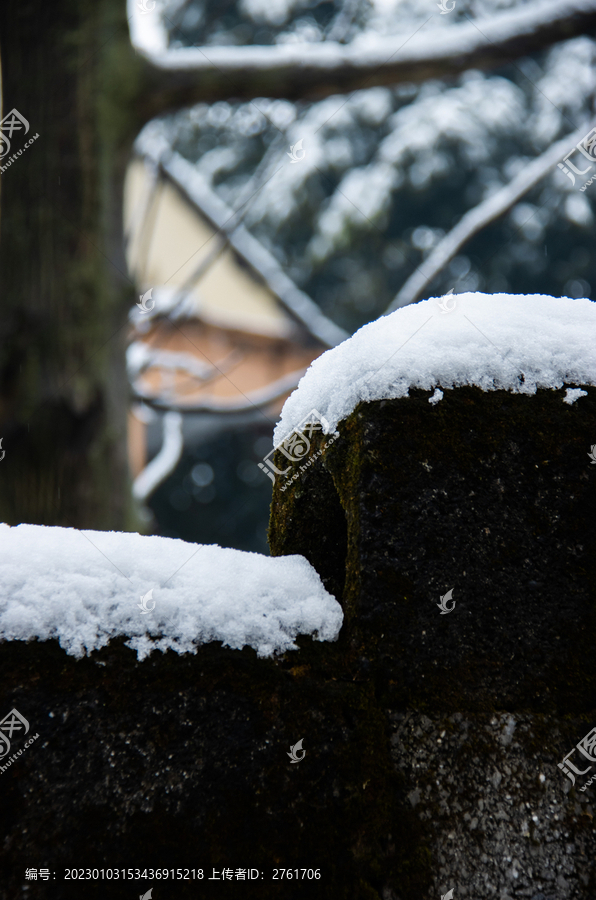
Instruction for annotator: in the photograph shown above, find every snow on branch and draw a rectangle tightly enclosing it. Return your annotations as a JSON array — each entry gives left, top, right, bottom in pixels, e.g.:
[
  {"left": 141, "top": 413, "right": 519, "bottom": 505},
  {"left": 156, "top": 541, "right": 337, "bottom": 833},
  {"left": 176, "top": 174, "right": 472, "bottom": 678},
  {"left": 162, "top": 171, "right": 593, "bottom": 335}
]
[
  {"left": 132, "top": 366, "right": 310, "bottom": 414},
  {"left": 127, "top": 342, "right": 228, "bottom": 382},
  {"left": 132, "top": 411, "right": 184, "bottom": 503},
  {"left": 386, "top": 120, "right": 595, "bottom": 312},
  {"left": 133, "top": 0, "right": 596, "bottom": 111}
]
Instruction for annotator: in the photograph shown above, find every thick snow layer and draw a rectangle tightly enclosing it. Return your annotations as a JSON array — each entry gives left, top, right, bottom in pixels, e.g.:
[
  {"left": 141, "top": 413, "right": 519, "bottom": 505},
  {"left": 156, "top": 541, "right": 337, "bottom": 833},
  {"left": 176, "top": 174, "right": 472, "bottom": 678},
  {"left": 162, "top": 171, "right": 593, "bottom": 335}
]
[
  {"left": 0, "top": 524, "right": 343, "bottom": 660},
  {"left": 274, "top": 293, "right": 596, "bottom": 441}
]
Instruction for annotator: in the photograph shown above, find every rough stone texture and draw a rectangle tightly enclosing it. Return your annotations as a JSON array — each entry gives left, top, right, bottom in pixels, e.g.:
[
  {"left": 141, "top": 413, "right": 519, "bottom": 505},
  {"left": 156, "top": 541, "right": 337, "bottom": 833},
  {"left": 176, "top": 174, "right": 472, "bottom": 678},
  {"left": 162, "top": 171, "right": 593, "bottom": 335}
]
[
  {"left": 387, "top": 710, "right": 596, "bottom": 899},
  {"left": 0, "top": 634, "right": 429, "bottom": 900},
  {"left": 1, "top": 385, "right": 595, "bottom": 900},
  {"left": 268, "top": 386, "right": 596, "bottom": 897}
]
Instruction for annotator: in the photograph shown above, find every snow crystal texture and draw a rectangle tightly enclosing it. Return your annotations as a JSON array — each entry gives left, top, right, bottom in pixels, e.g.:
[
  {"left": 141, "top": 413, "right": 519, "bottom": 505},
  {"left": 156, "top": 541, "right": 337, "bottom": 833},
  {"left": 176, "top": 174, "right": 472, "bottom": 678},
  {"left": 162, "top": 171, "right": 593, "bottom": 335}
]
[
  {"left": 0, "top": 524, "right": 343, "bottom": 660},
  {"left": 274, "top": 293, "right": 596, "bottom": 441}
]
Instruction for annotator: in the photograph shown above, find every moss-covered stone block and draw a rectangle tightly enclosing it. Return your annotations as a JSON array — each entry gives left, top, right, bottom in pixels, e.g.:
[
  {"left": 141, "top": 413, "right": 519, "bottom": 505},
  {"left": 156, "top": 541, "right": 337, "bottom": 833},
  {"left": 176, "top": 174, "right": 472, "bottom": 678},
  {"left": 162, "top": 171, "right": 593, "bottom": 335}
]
[
  {"left": 269, "top": 386, "right": 596, "bottom": 714},
  {"left": 268, "top": 385, "right": 596, "bottom": 897}
]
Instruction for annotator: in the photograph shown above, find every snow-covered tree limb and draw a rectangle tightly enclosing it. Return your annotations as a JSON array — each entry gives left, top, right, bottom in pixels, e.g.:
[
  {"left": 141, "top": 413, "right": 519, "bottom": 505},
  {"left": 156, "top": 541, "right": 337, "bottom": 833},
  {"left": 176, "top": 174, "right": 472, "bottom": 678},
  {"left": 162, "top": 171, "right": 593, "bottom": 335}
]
[
  {"left": 385, "top": 119, "right": 595, "bottom": 312},
  {"left": 135, "top": 0, "right": 596, "bottom": 113},
  {"left": 132, "top": 366, "right": 309, "bottom": 414},
  {"left": 127, "top": 342, "right": 244, "bottom": 383},
  {"left": 132, "top": 411, "right": 184, "bottom": 503}
]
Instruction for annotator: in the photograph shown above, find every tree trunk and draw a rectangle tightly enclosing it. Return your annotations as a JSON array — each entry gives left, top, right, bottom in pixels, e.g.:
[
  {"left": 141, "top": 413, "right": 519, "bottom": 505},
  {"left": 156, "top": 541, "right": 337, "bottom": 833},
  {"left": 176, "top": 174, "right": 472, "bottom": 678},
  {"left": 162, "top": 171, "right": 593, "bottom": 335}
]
[{"left": 0, "top": 0, "right": 146, "bottom": 529}]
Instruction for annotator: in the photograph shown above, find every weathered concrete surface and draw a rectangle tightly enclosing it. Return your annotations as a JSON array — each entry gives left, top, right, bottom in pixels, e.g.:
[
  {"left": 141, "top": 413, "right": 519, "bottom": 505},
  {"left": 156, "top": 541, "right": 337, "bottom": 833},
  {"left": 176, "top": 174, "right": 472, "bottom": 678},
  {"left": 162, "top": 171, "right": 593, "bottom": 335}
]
[{"left": 268, "top": 385, "right": 596, "bottom": 897}]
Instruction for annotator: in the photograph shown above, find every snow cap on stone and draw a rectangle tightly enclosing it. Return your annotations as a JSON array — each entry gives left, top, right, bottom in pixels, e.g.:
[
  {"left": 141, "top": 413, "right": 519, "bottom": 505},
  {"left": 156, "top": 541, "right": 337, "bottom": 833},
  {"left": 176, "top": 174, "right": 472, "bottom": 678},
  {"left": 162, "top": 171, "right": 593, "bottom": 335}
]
[
  {"left": 274, "top": 292, "right": 596, "bottom": 441},
  {"left": 0, "top": 524, "right": 343, "bottom": 660}
]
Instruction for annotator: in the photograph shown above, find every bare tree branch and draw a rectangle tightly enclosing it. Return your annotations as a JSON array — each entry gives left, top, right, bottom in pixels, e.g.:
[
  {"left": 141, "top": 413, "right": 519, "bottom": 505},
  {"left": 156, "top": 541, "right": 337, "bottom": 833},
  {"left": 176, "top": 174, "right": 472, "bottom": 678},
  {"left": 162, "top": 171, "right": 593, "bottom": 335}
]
[
  {"left": 384, "top": 120, "right": 595, "bottom": 312},
  {"left": 135, "top": 0, "right": 596, "bottom": 115}
]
